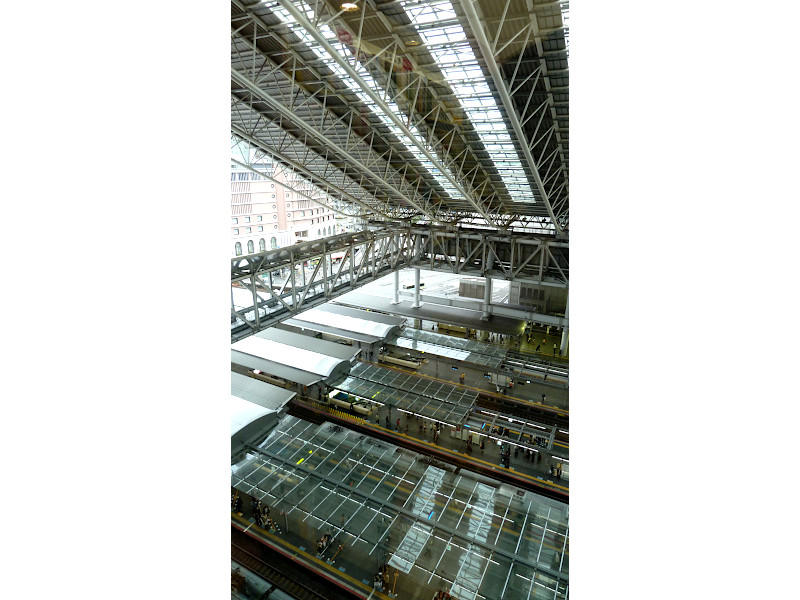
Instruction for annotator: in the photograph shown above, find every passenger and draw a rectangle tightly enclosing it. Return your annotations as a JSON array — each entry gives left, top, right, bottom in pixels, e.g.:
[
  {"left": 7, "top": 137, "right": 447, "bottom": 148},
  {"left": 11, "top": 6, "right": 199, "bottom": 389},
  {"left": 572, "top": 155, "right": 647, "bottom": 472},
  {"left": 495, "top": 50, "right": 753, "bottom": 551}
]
[
  {"left": 385, "top": 415, "right": 390, "bottom": 428},
  {"left": 514, "top": 446, "right": 519, "bottom": 458},
  {"left": 397, "top": 418, "right": 400, "bottom": 431},
  {"left": 459, "top": 373, "right": 465, "bottom": 384}
]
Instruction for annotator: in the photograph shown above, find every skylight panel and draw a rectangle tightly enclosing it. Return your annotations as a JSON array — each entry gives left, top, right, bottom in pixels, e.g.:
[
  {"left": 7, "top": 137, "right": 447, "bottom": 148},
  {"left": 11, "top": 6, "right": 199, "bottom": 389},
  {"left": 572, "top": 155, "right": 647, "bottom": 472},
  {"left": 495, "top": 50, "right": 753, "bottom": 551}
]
[{"left": 402, "top": 1, "right": 537, "bottom": 203}]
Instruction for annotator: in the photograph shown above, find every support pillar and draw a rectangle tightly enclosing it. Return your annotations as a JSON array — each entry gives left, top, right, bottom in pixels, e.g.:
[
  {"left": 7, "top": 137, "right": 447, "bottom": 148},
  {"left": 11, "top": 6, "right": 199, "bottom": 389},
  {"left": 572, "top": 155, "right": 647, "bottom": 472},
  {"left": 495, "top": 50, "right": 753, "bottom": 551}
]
[
  {"left": 412, "top": 268, "right": 421, "bottom": 308},
  {"left": 392, "top": 270, "right": 400, "bottom": 304},
  {"left": 481, "top": 276, "right": 492, "bottom": 320},
  {"left": 560, "top": 292, "right": 569, "bottom": 356}
]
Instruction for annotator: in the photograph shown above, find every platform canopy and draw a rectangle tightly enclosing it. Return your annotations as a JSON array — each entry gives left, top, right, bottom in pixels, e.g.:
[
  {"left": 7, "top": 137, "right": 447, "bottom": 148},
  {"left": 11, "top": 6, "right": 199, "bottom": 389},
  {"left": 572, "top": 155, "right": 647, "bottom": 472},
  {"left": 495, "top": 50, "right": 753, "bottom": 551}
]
[
  {"left": 231, "top": 416, "right": 569, "bottom": 599},
  {"left": 230, "top": 395, "right": 279, "bottom": 461},
  {"left": 255, "top": 327, "right": 361, "bottom": 362},
  {"left": 232, "top": 335, "right": 352, "bottom": 382},
  {"left": 231, "top": 371, "right": 297, "bottom": 412},
  {"left": 291, "top": 306, "right": 402, "bottom": 341}
]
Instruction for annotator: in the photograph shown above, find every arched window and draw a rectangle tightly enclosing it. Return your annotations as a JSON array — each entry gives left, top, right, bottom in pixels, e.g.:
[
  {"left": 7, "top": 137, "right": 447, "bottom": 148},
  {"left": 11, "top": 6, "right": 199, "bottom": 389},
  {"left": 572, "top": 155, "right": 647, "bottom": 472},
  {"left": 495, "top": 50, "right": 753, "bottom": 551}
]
[
  {"left": 235, "top": 242, "right": 242, "bottom": 256},
  {"left": 259, "top": 238, "right": 266, "bottom": 251},
  {"left": 247, "top": 240, "right": 254, "bottom": 254},
  {"left": 270, "top": 237, "right": 277, "bottom": 249}
]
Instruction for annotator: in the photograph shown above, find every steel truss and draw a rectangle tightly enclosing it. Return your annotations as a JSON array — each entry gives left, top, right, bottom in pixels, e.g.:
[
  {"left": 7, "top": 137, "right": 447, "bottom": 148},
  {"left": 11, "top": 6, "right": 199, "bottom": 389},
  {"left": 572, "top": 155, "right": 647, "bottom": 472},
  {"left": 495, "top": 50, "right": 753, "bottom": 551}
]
[
  {"left": 231, "top": 227, "right": 421, "bottom": 341},
  {"left": 232, "top": 224, "right": 568, "bottom": 341},
  {"left": 231, "top": 0, "right": 567, "bottom": 227},
  {"left": 456, "top": 0, "right": 569, "bottom": 231},
  {"left": 232, "top": 2, "right": 441, "bottom": 221}
]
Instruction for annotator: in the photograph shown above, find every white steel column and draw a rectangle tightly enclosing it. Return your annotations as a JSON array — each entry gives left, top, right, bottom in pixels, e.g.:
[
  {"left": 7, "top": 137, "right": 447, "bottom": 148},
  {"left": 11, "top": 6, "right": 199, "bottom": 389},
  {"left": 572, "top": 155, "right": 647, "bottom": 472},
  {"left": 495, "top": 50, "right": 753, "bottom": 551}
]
[
  {"left": 560, "top": 292, "right": 569, "bottom": 356},
  {"left": 481, "top": 276, "right": 492, "bottom": 320},
  {"left": 412, "top": 268, "right": 421, "bottom": 308},
  {"left": 392, "top": 270, "right": 400, "bottom": 304}
]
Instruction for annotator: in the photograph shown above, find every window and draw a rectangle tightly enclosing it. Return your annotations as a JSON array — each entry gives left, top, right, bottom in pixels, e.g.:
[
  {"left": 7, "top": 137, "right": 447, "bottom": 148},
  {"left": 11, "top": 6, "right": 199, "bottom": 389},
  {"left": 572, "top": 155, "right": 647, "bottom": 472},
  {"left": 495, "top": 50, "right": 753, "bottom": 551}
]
[
  {"left": 246, "top": 227, "right": 251, "bottom": 233},
  {"left": 259, "top": 238, "right": 266, "bottom": 251},
  {"left": 317, "top": 229, "right": 321, "bottom": 236},
  {"left": 270, "top": 183, "right": 274, "bottom": 188},
  {"left": 247, "top": 240, "right": 254, "bottom": 253},
  {"left": 272, "top": 204, "right": 276, "bottom": 209},
  {"left": 233, "top": 228, "right": 239, "bottom": 235},
  {"left": 286, "top": 202, "right": 290, "bottom": 207},
  {"left": 271, "top": 194, "right": 275, "bottom": 198},
  {"left": 232, "top": 218, "right": 238, "bottom": 224},
  {"left": 235, "top": 242, "right": 242, "bottom": 256},
  {"left": 257, "top": 216, "right": 262, "bottom": 221},
  {"left": 286, "top": 193, "right": 290, "bottom": 198},
  {"left": 270, "top": 237, "right": 277, "bottom": 249},
  {"left": 273, "top": 214, "right": 278, "bottom": 219},
  {"left": 273, "top": 225, "right": 278, "bottom": 229},
  {"left": 301, "top": 211, "right": 305, "bottom": 217},
  {"left": 258, "top": 226, "right": 263, "bottom": 232},
  {"left": 245, "top": 217, "right": 250, "bottom": 223},
  {"left": 287, "top": 213, "right": 291, "bottom": 218}
]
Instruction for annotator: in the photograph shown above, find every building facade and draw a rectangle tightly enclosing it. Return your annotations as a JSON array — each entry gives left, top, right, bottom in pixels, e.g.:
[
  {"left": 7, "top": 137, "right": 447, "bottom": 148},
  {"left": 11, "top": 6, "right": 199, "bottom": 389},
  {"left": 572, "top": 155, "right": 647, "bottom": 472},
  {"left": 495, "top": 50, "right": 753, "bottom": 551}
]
[{"left": 231, "top": 162, "right": 339, "bottom": 256}]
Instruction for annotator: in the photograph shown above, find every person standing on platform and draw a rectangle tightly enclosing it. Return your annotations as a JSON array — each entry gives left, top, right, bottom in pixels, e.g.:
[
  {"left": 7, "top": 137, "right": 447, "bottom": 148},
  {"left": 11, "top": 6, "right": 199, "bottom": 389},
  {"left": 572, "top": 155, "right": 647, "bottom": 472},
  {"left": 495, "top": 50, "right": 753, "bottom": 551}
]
[
  {"left": 553, "top": 342, "right": 558, "bottom": 356},
  {"left": 535, "top": 343, "right": 541, "bottom": 352},
  {"left": 459, "top": 373, "right": 465, "bottom": 385},
  {"left": 396, "top": 418, "right": 400, "bottom": 431},
  {"left": 385, "top": 415, "right": 390, "bottom": 429}
]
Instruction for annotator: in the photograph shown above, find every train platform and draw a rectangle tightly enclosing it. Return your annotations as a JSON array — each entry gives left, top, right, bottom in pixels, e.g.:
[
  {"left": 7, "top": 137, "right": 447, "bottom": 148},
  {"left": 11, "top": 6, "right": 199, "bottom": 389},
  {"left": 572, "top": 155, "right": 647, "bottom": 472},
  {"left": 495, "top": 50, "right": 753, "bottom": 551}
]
[
  {"left": 367, "top": 403, "right": 568, "bottom": 490},
  {"left": 231, "top": 416, "right": 569, "bottom": 600},
  {"left": 369, "top": 356, "right": 569, "bottom": 412}
]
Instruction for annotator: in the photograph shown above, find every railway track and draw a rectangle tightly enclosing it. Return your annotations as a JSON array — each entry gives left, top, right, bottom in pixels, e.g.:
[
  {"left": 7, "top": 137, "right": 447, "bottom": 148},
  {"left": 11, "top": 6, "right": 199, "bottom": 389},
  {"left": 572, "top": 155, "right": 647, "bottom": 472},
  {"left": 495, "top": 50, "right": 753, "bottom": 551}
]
[{"left": 232, "top": 541, "right": 328, "bottom": 600}]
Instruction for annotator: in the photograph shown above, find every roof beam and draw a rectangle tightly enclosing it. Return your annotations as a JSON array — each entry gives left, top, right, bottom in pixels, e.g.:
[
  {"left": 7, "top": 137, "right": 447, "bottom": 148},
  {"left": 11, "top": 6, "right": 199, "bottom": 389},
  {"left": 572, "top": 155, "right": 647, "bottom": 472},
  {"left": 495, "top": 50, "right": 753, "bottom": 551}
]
[
  {"left": 273, "top": 0, "right": 495, "bottom": 225},
  {"left": 458, "top": 0, "right": 563, "bottom": 233}
]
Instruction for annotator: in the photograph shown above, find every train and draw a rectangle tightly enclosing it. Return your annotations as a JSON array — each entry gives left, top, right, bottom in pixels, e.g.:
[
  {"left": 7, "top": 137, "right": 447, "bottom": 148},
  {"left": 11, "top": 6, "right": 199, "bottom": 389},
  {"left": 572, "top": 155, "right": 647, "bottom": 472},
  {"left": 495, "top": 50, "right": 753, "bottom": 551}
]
[
  {"left": 502, "top": 358, "right": 568, "bottom": 387},
  {"left": 322, "top": 390, "right": 378, "bottom": 416},
  {"left": 377, "top": 348, "right": 424, "bottom": 370},
  {"left": 436, "top": 322, "right": 471, "bottom": 337}
]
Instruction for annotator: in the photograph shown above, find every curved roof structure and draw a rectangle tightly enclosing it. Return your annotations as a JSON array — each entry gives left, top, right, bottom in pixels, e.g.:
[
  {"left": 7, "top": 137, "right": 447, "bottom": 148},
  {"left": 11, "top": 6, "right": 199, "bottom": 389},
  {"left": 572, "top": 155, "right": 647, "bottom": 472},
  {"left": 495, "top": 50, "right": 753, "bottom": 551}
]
[{"left": 231, "top": 0, "right": 568, "bottom": 232}]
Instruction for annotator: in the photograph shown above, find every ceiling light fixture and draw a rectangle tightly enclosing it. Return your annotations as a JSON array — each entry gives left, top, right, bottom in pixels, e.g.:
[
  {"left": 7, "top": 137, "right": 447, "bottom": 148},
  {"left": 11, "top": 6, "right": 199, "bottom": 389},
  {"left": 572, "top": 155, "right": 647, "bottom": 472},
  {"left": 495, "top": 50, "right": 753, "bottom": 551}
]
[{"left": 341, "top": 2, "right": 358, "bottom": 11}]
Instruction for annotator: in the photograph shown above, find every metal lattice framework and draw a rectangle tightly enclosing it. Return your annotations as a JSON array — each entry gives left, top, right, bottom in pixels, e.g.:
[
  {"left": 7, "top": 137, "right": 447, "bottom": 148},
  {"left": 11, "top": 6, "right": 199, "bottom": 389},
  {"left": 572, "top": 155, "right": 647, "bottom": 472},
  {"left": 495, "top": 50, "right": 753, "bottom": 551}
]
[
  {"left": 231, "top": 0, "right": 568, "bottom": 231},
  {"left": 231, "top": 224, "right": 568, "bottom": 340}
]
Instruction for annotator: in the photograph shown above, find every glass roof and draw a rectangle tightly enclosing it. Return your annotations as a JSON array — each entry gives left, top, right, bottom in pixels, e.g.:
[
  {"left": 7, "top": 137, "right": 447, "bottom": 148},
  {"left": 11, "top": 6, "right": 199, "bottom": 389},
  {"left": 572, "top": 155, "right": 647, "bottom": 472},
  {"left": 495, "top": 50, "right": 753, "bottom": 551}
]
[
  {"left": 350, "top": 362, "right": 477, "bottom": 407},
  {"left": 334, "top": 374, "right": 471, "bottom": 425},
  {"left": 232, "top": 415, "right": 569, "bottom": 599},
  {"left": 396, "top": 328, "right": 508, "bottom": 369},
  {"left": 403, "top": 0, "right": 536, "bottom": 202},
  {"left": 266, "top": 0, "right": 541, "bottom": 211},
  {"left": 269, "top": 2, "right": 465, "bottom": 205}
]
